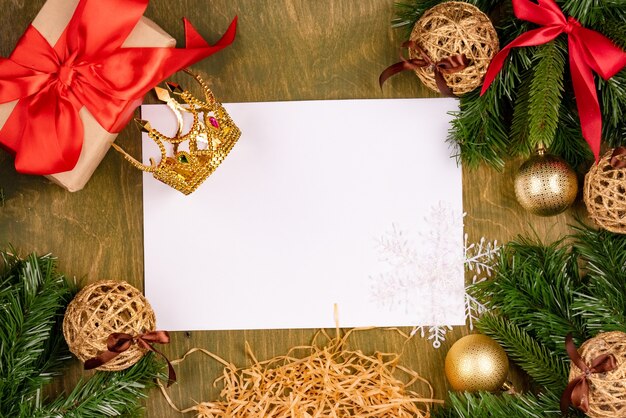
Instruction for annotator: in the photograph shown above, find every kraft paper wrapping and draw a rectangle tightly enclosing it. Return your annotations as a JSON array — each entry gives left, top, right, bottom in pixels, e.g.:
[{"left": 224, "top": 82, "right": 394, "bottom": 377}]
[{"left": 0, "top": 0, "right": 176, "bottom": 191}]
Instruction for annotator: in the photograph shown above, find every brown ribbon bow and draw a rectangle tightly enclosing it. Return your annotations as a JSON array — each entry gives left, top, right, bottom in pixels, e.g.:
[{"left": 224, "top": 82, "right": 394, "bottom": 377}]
[
  {"left": 379, "top": 41, "right": 469, "bottom": 97},
  {"left": 610, "top": 147, "right": 626, "bottom": 169},
  {"left": 85, "top": 331, "right": 177, "bottom": 386},
  {"left": 560, "top": 333, "right": 617, "bottom": 414}
]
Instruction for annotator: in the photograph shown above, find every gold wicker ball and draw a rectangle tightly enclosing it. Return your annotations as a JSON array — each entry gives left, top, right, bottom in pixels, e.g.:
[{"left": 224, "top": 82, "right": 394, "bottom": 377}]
[
  {"left": 63, "top": 280, "right": 156, "bottom": 371},
  {"left": 568, "top": 332, "right": 626, "bottom": 418},
  {"left": 584, "top": 150, "right": 626, "bottom": 234},
  {"left": 409, "top": 1, "right": 499, "bottom": 95}
]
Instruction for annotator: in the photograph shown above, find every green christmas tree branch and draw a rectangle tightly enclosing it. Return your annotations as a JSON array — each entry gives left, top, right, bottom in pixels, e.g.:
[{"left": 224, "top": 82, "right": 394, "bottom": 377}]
[
  {"left": 31, "top": 354, "right": 165, "bottom": 418},
  {"left": 433, "top": 390, "right": 566, "bottom": 418},
  {"left": 0, "top": 250, "right": 165, "bottom": 418},
  {"left": 0, "top": 252, "right": 74, "bottom": 418},
  {"left": 526, "top": 39, "right": 566, "bottom": 149},
  {"left": 476, "top": 313, "right": 568, "bottom": 392},
  {"left": 392, "top": 0, "right": 626, "bottom": 167},
  {"left": 471, "top": 237, "right": 585, "bottom": 353},
  {"left": 435, "top": 224, "right": 626, "bottom": 417}
]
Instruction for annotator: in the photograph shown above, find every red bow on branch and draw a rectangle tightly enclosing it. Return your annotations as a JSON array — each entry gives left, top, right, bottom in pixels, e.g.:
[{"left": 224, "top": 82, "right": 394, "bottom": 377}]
[
  {"left": 85, "top": 331, "right": 176, "bottom": 386},
  {"left": 480, "top": 0, "right": 626, "bottom": 162},
  {"left": 560, "top": 333, "right": 617, "bottom": 414},
  {"left": 0, "top": 0, "right": 237, "bottom": 175}
]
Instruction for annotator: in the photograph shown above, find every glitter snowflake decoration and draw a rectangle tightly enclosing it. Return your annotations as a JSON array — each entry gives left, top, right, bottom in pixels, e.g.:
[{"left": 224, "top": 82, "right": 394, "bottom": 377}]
[{"left": 370, "top": 206, "right": 500, "bottom": 348}]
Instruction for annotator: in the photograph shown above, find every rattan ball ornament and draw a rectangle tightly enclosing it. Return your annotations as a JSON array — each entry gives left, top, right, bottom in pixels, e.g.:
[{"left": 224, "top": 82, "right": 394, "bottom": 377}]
[
  {"left": 584, "top": 149, "right": 626, "bottom": 234},
  {"left": 63, "top": 280, "right": 156, "bottom": 371},
  {"left": 514, "top": 148, "right": 578, "bottom": 216},
  {"left": 445, "top": 334, "right": 509, "bottom": 392},
  {"left": 409, "top": 1, "right": 499, "bottom": 95},
  {"left": 567, "top": 332, "right": 626, "bottom": 418}
]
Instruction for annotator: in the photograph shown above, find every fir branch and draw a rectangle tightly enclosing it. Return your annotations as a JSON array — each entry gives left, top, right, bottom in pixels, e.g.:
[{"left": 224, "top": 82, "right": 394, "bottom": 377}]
[
  {"left": 509, "top": 67, "right": 533, "bottom": 156},
  {"left": 571, "top": 225, "right": 626, "bottom": 333},
  {"left": 432, "top": 390, "right": 567, "bottom": 418},
  {"left": 448, "top": 87, "right": 510, "bottom": 169},
  {"left": 31, "top": 354, "right": 164, "bottom": 418},
  {"left": 476, "top": 313, "right": 569, "bottom": 393},
  {"left": 599, "top": 70, "right": 626, "bottom": 149},
  {"left": 562, "top": 0, "right": 626, "bottom": 28},
  {"left": 0, "top": 252, "right": 74, "bottom": 418},
  {"left": 548, "top": 101, "right": 593, "bottom": 168},
  {"left": 471, "top": 237, "right": 586, "bottom": 353},
  {"left": 526, "top": 39, "right": 566, "bottom": 149}
]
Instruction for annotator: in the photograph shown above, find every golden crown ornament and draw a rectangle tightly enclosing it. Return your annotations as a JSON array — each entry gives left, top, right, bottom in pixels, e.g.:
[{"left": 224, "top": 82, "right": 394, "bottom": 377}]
[{"left": 113, "top": 70, "right": 241, "bottom": 195}]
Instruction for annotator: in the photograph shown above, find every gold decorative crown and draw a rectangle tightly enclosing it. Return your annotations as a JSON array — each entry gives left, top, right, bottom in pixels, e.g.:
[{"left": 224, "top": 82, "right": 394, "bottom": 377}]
[{"left": 113, "top": 70, "right": 241, "bottom": 195}]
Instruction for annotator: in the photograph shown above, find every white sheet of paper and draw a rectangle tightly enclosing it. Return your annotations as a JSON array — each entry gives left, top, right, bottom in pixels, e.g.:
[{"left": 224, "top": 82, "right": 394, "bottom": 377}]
[{"left": 142, "top": 98, "right": 464, "bottom": 331}]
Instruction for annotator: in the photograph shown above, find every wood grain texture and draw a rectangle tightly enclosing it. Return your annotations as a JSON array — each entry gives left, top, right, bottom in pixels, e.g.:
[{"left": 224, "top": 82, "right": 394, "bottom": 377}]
[{"left": 0, "top": 0, "right": 580, "bottom": 416}]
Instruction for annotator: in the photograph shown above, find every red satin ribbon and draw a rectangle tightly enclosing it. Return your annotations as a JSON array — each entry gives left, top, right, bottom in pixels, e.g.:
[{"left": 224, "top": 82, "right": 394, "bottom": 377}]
[
  {"left": 560, "top": 333, "right": 617, "bottom": 414},
  {"left": 480, "top": 0, "right": 626, "bottom": 162},
  {"left": 0, "top": 0, "right": 237, "bottom": 175},
  {"left": 85, "top": 331, "right": 177, "bottom": 386}
]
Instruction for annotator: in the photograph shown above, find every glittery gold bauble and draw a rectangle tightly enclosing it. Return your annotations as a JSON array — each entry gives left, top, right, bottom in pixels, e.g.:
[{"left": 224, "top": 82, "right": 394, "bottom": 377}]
[
  {"left": 445, "top": 334, "right": 509, "bottom": 392},
  {"left": 514, "top": 150, "right": 578, "bottom": 216},
  {"left": 567, "top": 332, "right": 626, "bottom": 418}
]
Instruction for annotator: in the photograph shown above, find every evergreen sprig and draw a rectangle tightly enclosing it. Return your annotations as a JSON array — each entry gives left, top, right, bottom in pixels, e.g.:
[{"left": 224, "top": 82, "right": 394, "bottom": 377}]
[
  {"left": 30, "top": 354, "right": 164, "bottom": 418},
  {"left": 0, "top": 251, "right": 74, "bottom": 418},
  {"left": 433, "top": 390, "right": 564, "bottom": 418},
  {"left": 0, "top": 250, "right": 164, "bottom": 418},
  {"left": 391, "top": 0, "right": 626, "bottom": 168},
  {"left": 477, "top": 313, "right": 568, "bottom": 392},
  {"left": 434, "top": 224, "right": 626, "bottom": 417}
]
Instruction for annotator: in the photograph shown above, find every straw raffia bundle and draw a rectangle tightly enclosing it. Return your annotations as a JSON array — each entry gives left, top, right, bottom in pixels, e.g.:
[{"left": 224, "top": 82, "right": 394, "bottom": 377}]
[{"left": 161, "top": 329, "right": 440, "bottom": 417}]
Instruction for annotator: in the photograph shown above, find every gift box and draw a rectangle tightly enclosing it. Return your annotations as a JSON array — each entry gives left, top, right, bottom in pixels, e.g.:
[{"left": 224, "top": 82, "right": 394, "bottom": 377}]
[{"left": 0, "top": 0, "right": 237, "bottom": 192}]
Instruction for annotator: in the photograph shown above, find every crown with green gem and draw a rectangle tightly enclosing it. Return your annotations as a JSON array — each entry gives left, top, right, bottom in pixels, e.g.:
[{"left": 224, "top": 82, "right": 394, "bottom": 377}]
[{"left": 113, "top": 70, "right": 241, "bottom": 195}]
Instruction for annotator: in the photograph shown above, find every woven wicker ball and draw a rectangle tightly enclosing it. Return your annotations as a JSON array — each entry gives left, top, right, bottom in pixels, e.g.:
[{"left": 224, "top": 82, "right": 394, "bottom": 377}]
[
  {"left": 568, "top": 331, "right": 626, "bottom": 418},
  {"left": 409, "top": 1, "right": 499, "bottom": 95},
  {"left": 63, "top": 280, "right": 156, "bottom": 371},
  {"left": 584, "top": 150, "right": 626, "bottom": 234}
]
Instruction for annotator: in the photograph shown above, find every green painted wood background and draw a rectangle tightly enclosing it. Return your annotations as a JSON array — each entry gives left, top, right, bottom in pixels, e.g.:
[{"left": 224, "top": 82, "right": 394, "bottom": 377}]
[{"left": 0, "top": 0, "right": 585, "bottom": 416}]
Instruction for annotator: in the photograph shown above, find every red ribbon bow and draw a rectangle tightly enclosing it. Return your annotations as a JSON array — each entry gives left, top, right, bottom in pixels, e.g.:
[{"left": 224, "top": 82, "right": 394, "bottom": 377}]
[
  {"left": 0, "top": 0, "right": 237, "bottom": 175},
  {"left": 560, "top": 333, "right": 617, "bottom": 414},
  {"left": 85, "top": 331, "right": 176, "bottom": 386},
  {"left": 480, "top": 0, "right": 626, "bottom": 162}
]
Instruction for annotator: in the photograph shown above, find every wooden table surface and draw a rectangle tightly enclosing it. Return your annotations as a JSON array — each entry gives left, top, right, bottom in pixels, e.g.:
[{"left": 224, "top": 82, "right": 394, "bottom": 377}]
[{"left": 0, "top": 0, "right": 585, "bottom": 416}]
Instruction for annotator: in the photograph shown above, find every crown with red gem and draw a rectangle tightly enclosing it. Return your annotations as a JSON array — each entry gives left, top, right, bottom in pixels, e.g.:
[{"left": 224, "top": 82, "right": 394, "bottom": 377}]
[{"left": 113, "top": 70, "right": 241, "bottom": 195}]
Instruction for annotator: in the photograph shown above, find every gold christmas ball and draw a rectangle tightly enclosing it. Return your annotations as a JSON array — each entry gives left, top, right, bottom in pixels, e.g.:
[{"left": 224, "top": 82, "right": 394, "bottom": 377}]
[
  {"left": 63, "top": 280, "right": 156, "bottom": 371},
  {"left": 445, "top": 334, "right": 509, "bottom": 392},
  {"left": 514, "top": 150, "right": 578, "bottom": 216}
]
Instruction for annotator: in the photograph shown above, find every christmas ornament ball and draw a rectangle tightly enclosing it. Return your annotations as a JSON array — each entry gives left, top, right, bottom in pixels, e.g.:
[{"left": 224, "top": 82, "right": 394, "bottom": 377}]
[
  {"left": 63, "top": 280, "right": 156, "bottom": 371},
  {"left": 514, "top": 150, "right": 578, "bottom": 216},
  {"left": 409, "top": 1, "right": 499, "bottom": 95},
  {"left": 567, "top": 331, "right": 626, "bottom": 418},
  {"left": 584, "top": 149, "right": 626, "bottom": 234},
  {"left": 445, "top": 334, "right": 509, "bottom": 392}
]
